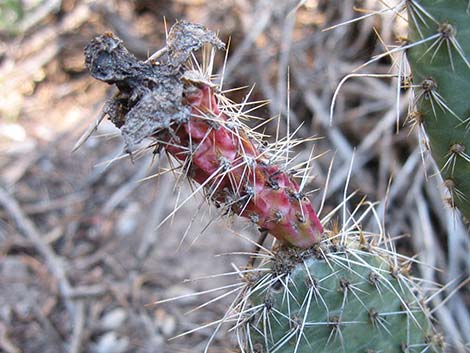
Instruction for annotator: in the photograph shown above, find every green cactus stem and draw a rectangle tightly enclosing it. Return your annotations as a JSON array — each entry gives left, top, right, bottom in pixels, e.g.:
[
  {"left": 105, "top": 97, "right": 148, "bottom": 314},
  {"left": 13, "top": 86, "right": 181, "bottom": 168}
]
[
  {"left": 406, "top": 0, "right": 470, "bottom": 220},
  {"left": 237, "top": 236, "right": 443, "bottom": 353}
]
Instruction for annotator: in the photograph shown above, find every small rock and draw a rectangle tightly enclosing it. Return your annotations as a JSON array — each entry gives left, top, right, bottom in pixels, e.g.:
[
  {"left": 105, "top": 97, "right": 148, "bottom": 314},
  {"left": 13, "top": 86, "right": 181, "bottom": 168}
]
[
  {"left": 0, "top": 122, "right": 26, "bottom": 142},
  {"left": 154, "top": 308, "right": 177, "bottom": 337},
  {"left": 93, "top": 332, "right": 129, "bottom": 353},
  {"left": 101, "top": 308, "right": 127, "bottom": 331}
]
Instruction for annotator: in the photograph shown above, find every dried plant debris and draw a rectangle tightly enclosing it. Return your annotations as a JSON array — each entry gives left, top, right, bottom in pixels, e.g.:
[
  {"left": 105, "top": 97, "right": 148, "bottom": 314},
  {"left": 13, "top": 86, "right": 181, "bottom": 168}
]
[
  {"left": 165, "top": 21, "right": 225, "bottom": 67},
  {"left": 84, "top": 21, "right": 224, "bottom": 152}
]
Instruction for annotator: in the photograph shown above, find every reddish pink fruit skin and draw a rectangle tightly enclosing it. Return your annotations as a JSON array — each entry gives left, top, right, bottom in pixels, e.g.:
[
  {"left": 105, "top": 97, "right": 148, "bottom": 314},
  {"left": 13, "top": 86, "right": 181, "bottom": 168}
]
[{"left": 165, "top": 84, "right": 323, "bottom": 248}]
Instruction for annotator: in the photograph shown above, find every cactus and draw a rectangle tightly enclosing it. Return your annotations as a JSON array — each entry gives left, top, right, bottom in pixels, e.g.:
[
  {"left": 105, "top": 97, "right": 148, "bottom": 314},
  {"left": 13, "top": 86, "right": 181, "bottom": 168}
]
[
  {"left": 406, "top": 0, "right": 470, "bottom": 220},
  {"left": 83, "top": 21, "right": 446, "bottom": 353},
  {"left": 84, "top": 22, "right": 323, "bottom": 249},
  {"left": 235, "top": 236, "right": 443, "bottom": 353}
]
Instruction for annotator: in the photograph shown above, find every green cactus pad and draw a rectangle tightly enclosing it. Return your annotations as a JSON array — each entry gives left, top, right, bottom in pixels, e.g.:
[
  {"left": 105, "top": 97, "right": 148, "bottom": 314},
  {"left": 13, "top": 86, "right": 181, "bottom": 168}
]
[
  {"left": 238, "top": 239, "right": 442, "bottom": 353},
  {"left": 406, "top": 0, "right": 470, "bottom": 220}
]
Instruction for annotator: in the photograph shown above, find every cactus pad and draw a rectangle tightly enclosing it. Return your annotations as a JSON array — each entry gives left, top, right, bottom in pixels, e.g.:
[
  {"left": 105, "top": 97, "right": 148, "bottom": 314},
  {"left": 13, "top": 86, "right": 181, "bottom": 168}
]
[
  {"left": 237, "top": 238, "right": 443, "bottom": 353},
  {"left": 406, "top": 0, "right": 470, "bottom": 220}
]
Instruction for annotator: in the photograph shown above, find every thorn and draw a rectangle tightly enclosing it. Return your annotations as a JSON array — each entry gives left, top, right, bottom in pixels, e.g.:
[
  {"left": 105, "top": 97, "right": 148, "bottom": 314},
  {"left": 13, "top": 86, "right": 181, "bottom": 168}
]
[{"left": 368, "top": 271, "right": 381, "bottom": 289}]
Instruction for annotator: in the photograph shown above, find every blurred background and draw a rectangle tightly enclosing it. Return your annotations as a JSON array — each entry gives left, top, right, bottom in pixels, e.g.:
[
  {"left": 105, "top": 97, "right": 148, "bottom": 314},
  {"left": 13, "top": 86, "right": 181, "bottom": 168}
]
[{"left": 0, "top": 0, "right": 469, "bottom": 352}]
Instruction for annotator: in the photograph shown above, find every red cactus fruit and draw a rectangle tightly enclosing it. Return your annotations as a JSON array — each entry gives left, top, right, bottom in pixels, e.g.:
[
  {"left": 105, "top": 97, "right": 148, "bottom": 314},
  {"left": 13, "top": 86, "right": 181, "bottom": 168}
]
[
  {"left": 164, "top": 83, "right": 323, "bottom": 248},
  {"left": 84, "top": 24, "right": 324, "bottom": 248}
]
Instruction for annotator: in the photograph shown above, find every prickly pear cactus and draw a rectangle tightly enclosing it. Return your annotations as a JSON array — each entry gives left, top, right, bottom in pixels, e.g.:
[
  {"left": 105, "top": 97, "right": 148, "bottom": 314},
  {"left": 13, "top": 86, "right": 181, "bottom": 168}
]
[
  {"left": 406, "top": 0, "right": 470, "bottom": 220},
  {"left": 84, "top": 21, "right": 445, "bottom": 353},
  {"left": 237, "top": 237, "right": 443, "bottom": 353}
]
